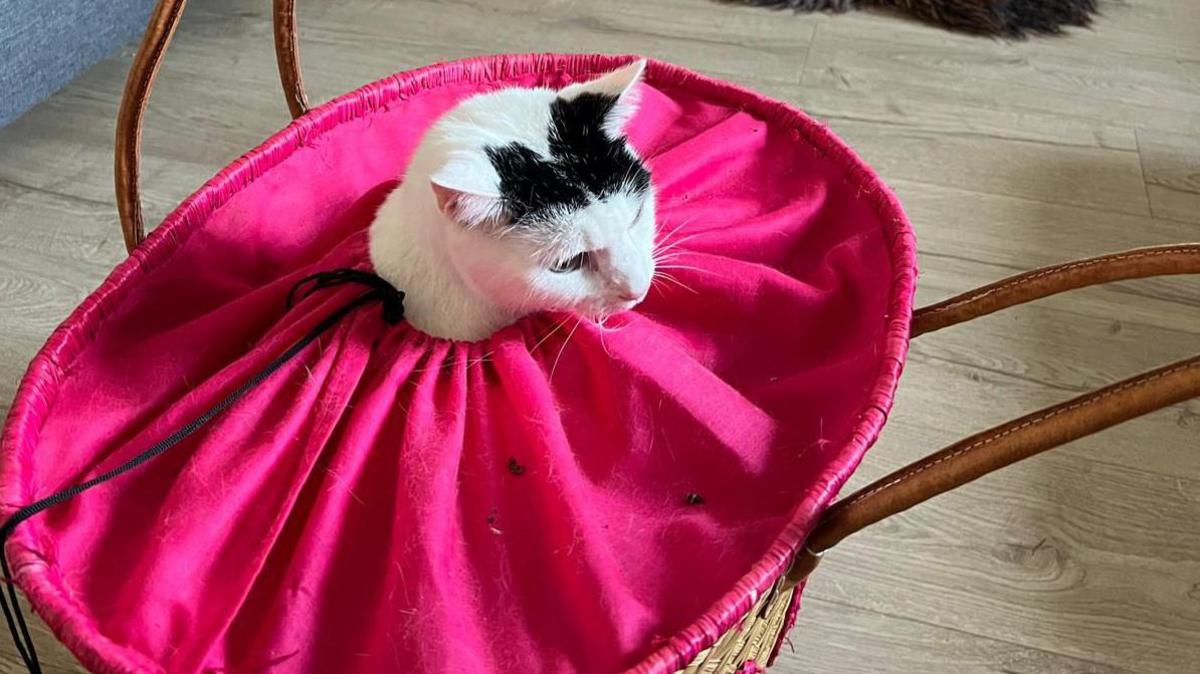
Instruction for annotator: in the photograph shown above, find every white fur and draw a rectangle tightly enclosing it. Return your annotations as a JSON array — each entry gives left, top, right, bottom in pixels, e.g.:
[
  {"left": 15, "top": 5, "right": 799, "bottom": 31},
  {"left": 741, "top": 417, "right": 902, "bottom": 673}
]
[{"left": 369, "top": 60, "right": 655, "bottom": 341}]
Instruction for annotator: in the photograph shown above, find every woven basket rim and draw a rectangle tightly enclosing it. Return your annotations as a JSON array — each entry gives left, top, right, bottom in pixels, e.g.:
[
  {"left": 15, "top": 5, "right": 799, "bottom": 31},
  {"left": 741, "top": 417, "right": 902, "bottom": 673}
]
[{"left": 0, "top": 52, "right": 917, "bottom": 674}]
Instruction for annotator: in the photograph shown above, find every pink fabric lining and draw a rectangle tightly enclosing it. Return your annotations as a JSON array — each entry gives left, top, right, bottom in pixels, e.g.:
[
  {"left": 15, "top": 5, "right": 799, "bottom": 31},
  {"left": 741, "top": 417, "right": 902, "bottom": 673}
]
[{"left": 0, "top": 54, "right": 916, "bottom": 673}]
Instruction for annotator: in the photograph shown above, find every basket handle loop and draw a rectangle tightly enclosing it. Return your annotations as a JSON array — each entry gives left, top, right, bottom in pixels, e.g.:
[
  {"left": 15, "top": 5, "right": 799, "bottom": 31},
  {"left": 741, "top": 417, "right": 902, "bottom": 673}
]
[
  {"left": 273, "top": 0, "right": 310, "bottom": 120},
  {"left": 786, "top": 243, "right": 1200, "bottom": 587},
  {"left": 114, "top": 0, "right": 188, "bottom": 252},
  {"left": 115, "top": 0, "right": 307, "bottom": 251}
]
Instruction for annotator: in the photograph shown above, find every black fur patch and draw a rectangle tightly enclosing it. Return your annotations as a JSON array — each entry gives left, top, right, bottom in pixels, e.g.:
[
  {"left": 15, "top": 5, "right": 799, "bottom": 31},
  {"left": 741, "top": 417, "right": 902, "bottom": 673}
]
[{"left": 485, "top": 92, "right": 650, "bottom": 224}]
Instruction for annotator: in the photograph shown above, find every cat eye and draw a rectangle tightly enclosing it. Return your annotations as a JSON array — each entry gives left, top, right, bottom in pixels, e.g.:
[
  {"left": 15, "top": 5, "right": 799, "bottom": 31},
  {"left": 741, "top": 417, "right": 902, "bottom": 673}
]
[{"left": 550, "top": 252, "right": 589, "bottom": 273}]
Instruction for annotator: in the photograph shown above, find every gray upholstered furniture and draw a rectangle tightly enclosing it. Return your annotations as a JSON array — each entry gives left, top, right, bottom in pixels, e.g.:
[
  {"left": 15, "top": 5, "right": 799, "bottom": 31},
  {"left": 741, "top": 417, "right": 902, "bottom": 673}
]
[{"left": 1, "top": 0, "right": 155, "bottom": 127}]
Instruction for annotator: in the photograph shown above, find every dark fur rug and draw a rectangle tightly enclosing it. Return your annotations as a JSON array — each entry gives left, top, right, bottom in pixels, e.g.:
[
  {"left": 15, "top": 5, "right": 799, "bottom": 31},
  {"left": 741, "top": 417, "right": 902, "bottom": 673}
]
[{"left": 734, "top": 0, "right": 1099, "bottom": 37}]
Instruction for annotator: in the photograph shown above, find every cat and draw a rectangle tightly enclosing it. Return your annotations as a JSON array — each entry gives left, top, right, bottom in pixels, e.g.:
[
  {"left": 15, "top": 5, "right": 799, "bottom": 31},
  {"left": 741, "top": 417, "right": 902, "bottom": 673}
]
[
  {"left": 368, "top": 60, "right": 657, "bottom": 342},
  {"left": 734, "top": 0, "right": 1097, "bottom": 37}
]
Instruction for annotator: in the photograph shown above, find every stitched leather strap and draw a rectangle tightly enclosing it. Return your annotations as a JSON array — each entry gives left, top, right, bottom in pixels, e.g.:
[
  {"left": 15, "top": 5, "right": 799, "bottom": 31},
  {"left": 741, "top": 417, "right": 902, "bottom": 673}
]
[
  {"left": 115, "top": 0, "right": 307, "bottom": 251},
  {"left": 273, "top": 0, "right": 309, "bottom": 119},
  {"left": 914, "top": 244, "right": 1200, "bottom": 336},
  {"left": 786, "top": 244, "right": 1200, "bottom": 586}
]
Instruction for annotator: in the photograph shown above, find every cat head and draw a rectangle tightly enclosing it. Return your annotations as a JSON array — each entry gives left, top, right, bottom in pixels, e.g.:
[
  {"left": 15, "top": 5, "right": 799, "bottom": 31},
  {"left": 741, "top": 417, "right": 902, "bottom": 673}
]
[{"left": 426, "top": 60, "right": 656, "bottom": 324}]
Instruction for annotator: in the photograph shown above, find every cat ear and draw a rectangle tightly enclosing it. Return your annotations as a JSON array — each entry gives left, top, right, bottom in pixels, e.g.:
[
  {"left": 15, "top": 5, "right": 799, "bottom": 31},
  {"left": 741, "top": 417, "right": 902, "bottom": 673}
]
[
  {"left": 429, "top": 162, "right": 507, "bottom": 229},
  {"left": 558, "top": 59, "right": 647, "bottom": 138}
]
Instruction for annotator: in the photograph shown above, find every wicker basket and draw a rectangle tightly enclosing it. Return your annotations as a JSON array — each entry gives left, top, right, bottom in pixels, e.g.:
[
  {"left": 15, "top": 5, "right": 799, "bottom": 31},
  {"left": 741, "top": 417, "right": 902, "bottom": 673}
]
[{"left": 12, "top": 0, "right": 1194, "bottom": 672}]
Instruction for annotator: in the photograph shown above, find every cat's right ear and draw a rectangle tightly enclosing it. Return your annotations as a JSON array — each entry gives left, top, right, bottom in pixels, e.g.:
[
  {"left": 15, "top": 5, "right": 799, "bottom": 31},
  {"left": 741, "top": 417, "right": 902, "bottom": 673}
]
[
  {"left": 429, "top": 164, "right": 506, "bottom": 229},
  {"left": 558, "top": 59, "right": 646, "bottom": 138}
]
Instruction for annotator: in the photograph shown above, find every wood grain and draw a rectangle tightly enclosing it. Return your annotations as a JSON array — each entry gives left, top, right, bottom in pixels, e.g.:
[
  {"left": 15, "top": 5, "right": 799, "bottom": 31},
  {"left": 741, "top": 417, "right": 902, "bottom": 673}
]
[
  {"left": 790, "top": 596, "right": 1137, "bottom": 674},
  {"left": 1137, "top": 128, "right": 1200, "bottom": 225},
  {"left": 804, "top": 435, "right": 1200, "bottom": 673},
  {"left": 0, "top": 0, "right": 1197, "bottom": 672}
]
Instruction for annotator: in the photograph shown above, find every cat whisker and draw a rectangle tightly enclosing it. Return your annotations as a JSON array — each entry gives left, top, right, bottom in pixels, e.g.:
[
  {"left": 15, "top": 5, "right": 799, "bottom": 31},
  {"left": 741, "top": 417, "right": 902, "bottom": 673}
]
[
  {"left": 620, "top": 157, "right": 639, "bottom": 192},
  {"left": 656, "top": 263, "right": 712, "bottom": 275},
  {"left": 593, "top": 313, "right": 629, "bottom": 334},
  {"left": 530, "top": 314, "right": 571, "bottom": 354},
  {"left": 653, "top": 247, "right": 687, "bottom": 259},
  {"left": 657, "top": 230, "right": 700, "bottom": 251},
  {"left": 655, "top": 243, "right": 694, "bottom": 255},
  {"left": 653, "top": 271, "right": 698, "bottom": 295},
  {"left": 594, "top": 316, "right": 616, "bottom": 359},
  {"left": 466, "top": 350, "right": 495, "bottom": 369},
  {"left": 652, "top": 251, "right": 693, "bottom": 266},
  {"left": 653, "top": 234, "right": 702, "bottom": 260},
  {"left": 658, "top": 216, "right": 696, "bottom": 244},
  {"left": 660, "top": 279, "right": 698, "bottom": 295},
  {"left": 549, "top": 317, "right": 583, "bottom": 382},
  {"left": 652, "top": 253, "right": 700, "bottom": 270}
]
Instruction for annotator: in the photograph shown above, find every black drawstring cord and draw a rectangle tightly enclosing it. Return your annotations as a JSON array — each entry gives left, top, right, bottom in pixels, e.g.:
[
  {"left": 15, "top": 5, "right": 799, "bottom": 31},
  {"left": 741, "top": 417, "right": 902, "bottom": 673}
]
[
  {"left": 288, "top": 268, "right": 406, "bottom": 325},
  {"left": 0, "top": 268, "right": 404, "bottom": 674}
]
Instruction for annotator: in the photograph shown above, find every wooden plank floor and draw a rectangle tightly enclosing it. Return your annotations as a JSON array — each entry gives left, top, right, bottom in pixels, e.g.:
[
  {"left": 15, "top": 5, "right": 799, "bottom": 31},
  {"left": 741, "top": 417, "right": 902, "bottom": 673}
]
[{"left": 0, "top": 0, "right": 1197, "bottom": 671}]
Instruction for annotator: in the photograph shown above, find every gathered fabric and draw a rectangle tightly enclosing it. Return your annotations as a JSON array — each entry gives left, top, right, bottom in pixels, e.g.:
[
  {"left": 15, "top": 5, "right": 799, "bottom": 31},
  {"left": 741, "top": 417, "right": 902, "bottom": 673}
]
[{"left": 0, "top": 54, "right": 915, "bottom": 674}]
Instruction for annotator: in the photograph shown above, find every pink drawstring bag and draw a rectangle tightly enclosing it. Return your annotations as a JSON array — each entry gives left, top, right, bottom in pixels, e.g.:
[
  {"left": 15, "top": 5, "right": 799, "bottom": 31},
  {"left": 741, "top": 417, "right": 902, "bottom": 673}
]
[{"left": 1, "top": 54, "right": 915, "bottom": 673}]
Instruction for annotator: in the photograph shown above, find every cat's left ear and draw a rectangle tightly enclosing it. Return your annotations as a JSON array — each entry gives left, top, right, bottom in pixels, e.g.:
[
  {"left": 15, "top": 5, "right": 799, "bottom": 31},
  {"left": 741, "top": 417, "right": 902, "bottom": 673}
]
[
  {"left": 558, "top": 59, "right": 647, "bottom": 138},
  {"left": 430, "top": 160, "right": 507, "bottom": 230}
]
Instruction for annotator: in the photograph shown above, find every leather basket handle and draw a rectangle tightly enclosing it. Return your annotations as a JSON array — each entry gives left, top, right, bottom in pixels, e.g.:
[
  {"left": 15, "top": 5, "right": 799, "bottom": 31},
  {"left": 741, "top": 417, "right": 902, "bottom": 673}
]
[
  {"left": 787, "top": 243, "right": 1200, "bottom": 586},
  {"left": 273, "top": 0, "right": 310, "bottom": 120},
  {"left": 912, "top": 244, "right": 1200, "bottom": 337},
  {"left": 115, "top": 0, "right": 308, "bottom": 251}
]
